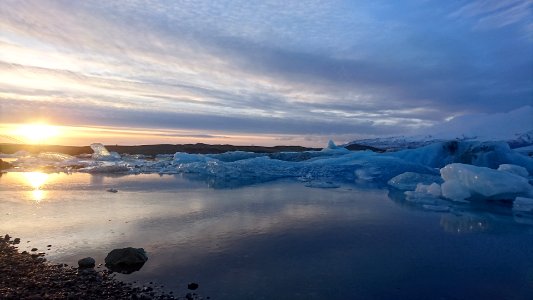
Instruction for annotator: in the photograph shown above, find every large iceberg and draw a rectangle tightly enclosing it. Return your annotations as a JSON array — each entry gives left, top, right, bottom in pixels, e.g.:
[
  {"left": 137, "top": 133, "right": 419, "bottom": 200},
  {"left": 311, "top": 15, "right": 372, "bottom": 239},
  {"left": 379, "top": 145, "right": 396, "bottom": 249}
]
[
  {"left": 395, "top": 163, "right": 532, "bottom": 204},
  {"left": 391, "top": 141, "right": 533, "bottom": 173},
  {"left": 440, "top": 163, "right": 532, "bottom": 201}
]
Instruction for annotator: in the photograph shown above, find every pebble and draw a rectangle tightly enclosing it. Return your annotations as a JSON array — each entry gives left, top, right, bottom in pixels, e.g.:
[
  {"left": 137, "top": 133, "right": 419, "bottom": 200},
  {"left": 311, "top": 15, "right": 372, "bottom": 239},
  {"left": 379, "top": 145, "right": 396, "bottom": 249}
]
[{"left": 78, "top": 257, "right": 96, "bottom": 269}]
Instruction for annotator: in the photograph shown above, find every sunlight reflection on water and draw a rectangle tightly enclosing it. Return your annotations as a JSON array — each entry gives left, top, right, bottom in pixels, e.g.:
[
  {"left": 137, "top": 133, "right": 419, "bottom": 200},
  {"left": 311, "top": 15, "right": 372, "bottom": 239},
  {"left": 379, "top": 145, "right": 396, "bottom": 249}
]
[{"left": 22, "top": 172, "right": 49, "bottom": 202}]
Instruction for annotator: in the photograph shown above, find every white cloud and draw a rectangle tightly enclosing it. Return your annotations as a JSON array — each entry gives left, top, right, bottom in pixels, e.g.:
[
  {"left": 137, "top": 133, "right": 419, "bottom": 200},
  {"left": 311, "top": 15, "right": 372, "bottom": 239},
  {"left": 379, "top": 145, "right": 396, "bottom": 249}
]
[{"left": 0, "top": 0, "right": 531, "bottom": 145}]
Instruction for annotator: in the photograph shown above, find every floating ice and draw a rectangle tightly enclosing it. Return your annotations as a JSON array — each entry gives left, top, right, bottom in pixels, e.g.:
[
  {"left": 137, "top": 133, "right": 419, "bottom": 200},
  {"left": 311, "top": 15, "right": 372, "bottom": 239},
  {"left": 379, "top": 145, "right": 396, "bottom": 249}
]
[
  {"left": 0, "top": 150, "right": 30, "bottom": 158},
  {"left": 80, "top": 163, "right": 131, "bottom": 173},
  {"left": 415, "top": 183, "right": 442, "bottom": 197},
  {"left": 173, "top": 152, "right": 214, "bottom": 164},
  {"left": 90, "top": 143, "right": 121, "bottom": 161},
  {"left": 440, "top": 163, "right": 532, "bottom": 201},
  {"left": 497, "top": 164, "right": 529, "bottom": 178},
  {"left": 207, "top": 151, "right": 263, "bottom": 162},
  {"left": 440, "top": 180, "right": 471, "bottom": 202},
  {"left": 388, "top": 172, "right": 443, "bottom": 191},
  {"left": 391, "top": 141, "right": 533, "bottom": 173},
  {"left": 4, "top": 140, "right": 532, "bottom": 199},
  {"left": 12, "top": 152, "right": 89, "bottom": 171},
  {"left": 513, "top": 197, "right": 533, "bottom": 213},
  {"left": 38, "top": 152, "right": 75, "bottom": 161}
]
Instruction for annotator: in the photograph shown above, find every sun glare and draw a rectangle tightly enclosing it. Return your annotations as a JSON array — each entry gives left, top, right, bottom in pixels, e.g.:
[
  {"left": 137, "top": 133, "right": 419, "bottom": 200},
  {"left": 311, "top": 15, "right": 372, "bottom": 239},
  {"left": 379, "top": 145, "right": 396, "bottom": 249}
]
[
  {"left": 14, "top": 123, "right": 61, "bottom": 144},
  {"left": 22, "top": 172, "right": 49, "bottom": 202},
  {"left": 23, "top": 172, "right": 49, "bottom": 189}
]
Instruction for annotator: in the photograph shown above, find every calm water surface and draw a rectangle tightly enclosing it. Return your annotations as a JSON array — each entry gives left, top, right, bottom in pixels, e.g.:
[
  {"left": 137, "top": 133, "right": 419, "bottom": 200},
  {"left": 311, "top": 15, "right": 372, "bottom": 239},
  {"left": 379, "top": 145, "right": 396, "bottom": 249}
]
[{"left": 0, "top": 172, "right": 532, "bottom": 299}]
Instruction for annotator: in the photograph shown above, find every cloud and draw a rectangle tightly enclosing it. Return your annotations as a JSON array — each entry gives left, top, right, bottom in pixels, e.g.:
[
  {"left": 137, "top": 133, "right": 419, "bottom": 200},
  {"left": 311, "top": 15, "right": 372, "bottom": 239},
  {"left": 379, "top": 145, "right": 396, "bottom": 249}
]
[
  {"left": 450, "top": 0, "right": 532, "bottom": 30},
  {"left": 0, "top": 0, "right": 531, "bottom": 145}
]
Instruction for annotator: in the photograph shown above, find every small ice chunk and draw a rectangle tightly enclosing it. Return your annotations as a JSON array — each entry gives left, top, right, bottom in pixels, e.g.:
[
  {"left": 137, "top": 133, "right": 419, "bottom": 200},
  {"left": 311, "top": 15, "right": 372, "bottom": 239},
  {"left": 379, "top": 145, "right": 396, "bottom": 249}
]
[
  {"left": 326, "top": 140, "right": 339, "bottom": 150},
  {"left": 38, "top": 152, "right": 75, "bottom": 161},
  {"left": 440, "top": 163, "right": 532, "bottom": 201},
  {"left": 81, "top": 164, "right": 130, "bottom": 173},
  {"left": 321, "top": 140, "right": 350, "bottom": 153},
  {"left": 497, "top": 164, "right": 529, "bottom": 178},
  {"left": 173, "top": 152, "right": 213, "bottom": 164},
  {"left": 388, "top": 172, "right": 443, "bottom": 190},
  {"left": 354, "top": 167, "right": 380, "bottom": 181},
  {"left": 415, "top": 182, "right": 442, "bottom": 197},
  {"left": 513, "top": 197, "right": 533, "bottom": 212},
  {"left": 90, "top": 143, "right": 121, "bottom": 161}
]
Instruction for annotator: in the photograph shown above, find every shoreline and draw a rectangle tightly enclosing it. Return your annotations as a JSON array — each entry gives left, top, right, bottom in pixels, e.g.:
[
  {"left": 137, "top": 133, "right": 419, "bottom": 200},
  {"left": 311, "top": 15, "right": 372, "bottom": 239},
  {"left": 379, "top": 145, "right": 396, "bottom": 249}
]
[{"left": 0, "top": 235, "right": 205, "bottom": 300}]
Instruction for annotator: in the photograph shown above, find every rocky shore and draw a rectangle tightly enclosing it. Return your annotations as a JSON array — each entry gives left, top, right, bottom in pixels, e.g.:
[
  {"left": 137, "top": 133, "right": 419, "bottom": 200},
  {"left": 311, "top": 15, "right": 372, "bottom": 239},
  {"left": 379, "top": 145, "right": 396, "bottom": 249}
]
[{"left": 0, "top": 235, "right": 205, "bottom": 300}]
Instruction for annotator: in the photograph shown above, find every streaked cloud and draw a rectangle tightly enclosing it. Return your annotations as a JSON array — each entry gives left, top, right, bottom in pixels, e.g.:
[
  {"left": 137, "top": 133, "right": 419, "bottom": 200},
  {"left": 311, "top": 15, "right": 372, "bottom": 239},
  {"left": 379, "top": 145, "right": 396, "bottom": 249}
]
[{"left": 0, "top": 0, "right": 531, "bottom": 145}]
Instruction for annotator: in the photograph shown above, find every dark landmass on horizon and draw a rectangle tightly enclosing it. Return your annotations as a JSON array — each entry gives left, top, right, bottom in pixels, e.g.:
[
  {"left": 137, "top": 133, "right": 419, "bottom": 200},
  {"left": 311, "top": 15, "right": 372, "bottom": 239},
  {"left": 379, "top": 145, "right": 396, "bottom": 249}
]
[{"left": 0, "top": 143, "right": 382, "bottom": 156}]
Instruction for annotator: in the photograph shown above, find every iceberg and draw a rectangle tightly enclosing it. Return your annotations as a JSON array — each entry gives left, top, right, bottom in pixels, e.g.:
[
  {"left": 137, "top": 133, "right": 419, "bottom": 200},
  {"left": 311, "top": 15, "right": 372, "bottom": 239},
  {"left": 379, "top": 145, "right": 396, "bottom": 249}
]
[
  {"left": 403, "top": 163, "right": 532, "bottom": 203},
  {"left": 90, "top": 143, "right": 121, "bottom": 161},
  {"left": 440, "top": 163, "right": 532, "bottom": 201},
  {"left": 388, "top": 172, "right": 443, "bottom": 191},
  {"left": 497, "top": 164, "right": 529, "bottom": 178},
  {"left": 391, "top": 141, "right": 533, "bottom": 173}
]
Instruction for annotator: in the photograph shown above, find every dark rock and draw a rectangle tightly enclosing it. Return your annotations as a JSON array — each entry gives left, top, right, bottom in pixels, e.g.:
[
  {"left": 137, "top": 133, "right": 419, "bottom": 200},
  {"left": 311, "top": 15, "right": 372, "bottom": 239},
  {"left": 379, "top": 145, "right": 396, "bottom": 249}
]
[
  {"left": 104, "top": 247, "right": 148, "bottom": 274},
  {"left": 31, "top": 248, "right": 38, "bottom": 252},
  {"left": 13, "top": 238, "right": 20, "bottom": 244},
  {"left": 78, "top": 268, "right": 97, "bottom": 276},
  {"left": 345, "top": 143, "right": 384, "bottom": 152},
  {"left": 78, "top": 257, "right": 96, "bottom": 269},
  {"left": 187, "top": 282, "right": 199, "bottom": 290}
]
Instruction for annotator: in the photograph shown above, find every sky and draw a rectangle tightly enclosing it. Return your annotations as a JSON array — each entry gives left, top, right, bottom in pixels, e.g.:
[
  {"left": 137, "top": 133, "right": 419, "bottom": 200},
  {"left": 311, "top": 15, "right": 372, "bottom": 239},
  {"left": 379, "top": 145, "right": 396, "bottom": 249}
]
[{"left": 0, "top": 0, "right": 532, "bottom": 146}]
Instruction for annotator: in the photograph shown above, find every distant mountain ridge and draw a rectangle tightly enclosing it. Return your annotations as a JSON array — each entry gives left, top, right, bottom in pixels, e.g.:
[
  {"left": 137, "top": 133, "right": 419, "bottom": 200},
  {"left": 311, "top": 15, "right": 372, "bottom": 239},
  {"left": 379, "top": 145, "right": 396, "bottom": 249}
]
[
  {"left": 345, "top": 106, "right": 533, "bottom": 151},
  {"left": 346, "top": 130, "right": 533, "bottom": 152}
]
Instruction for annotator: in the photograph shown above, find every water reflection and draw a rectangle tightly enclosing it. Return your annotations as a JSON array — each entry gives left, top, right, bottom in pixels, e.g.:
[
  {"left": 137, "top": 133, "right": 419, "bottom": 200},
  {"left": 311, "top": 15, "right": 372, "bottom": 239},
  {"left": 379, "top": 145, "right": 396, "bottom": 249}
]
[
  {"left": 31, "top": 189, "right": 47, "bottom": 202},
  {"left": 23, "top": 172, "right": 49, "bottom": 189},
  {"left": 439, "top": 214, "right": 491, "bottom": 234},
  {"left": 23, "top": 172, "right": 49, "bottom": 202},
  {"left": 386, "top": 187, "right": 533, "bottom": 233}
]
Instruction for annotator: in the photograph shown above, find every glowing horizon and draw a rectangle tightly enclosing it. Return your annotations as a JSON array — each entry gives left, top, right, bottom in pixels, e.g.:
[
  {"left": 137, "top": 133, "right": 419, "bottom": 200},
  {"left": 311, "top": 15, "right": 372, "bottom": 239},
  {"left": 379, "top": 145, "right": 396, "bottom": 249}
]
[{"left": 0, "top": 123, "right": 326, "bottom": 147}]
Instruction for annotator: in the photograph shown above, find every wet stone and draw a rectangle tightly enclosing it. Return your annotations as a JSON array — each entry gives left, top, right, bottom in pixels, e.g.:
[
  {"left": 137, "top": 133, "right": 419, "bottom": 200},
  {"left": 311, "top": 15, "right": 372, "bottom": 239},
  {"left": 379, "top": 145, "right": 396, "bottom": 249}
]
[{"left": 78, "top": 257, "right": 96, "bottom": 269}]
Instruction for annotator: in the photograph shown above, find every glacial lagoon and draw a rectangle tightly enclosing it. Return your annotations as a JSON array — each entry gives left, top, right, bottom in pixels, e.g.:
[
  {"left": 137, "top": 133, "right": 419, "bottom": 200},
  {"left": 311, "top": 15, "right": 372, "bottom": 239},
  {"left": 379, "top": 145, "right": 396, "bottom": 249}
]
[{"left": 1, "top": 171, "right": 532, "bottom": 299}]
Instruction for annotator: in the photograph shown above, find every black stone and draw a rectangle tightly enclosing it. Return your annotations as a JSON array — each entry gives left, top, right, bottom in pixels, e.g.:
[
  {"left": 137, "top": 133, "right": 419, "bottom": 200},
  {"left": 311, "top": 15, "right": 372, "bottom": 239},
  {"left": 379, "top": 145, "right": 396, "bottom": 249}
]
[{"left": 187, "top": 283, "right": 199, "bottom": 290}]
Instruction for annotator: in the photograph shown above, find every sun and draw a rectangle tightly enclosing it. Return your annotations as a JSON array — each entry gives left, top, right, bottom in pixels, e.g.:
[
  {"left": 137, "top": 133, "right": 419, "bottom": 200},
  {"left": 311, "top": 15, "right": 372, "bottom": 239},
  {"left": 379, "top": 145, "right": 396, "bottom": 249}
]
[{"left": 14, "top": 123, "right": 61, "bottom": 144}]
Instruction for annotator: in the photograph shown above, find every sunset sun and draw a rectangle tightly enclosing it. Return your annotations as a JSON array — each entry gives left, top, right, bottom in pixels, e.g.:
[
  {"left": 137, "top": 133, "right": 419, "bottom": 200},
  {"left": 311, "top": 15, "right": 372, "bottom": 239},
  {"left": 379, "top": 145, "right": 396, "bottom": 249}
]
[{"left": 14, "top": 123, "right": 61, "bottom": 144}]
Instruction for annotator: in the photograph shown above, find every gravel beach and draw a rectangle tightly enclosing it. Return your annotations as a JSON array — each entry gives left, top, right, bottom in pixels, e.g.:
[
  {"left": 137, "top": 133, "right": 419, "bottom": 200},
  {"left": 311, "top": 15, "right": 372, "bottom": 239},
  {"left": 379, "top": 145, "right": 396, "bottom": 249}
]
[{"left": 0, "top": 235, "right": 205, "bottom": 300}]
